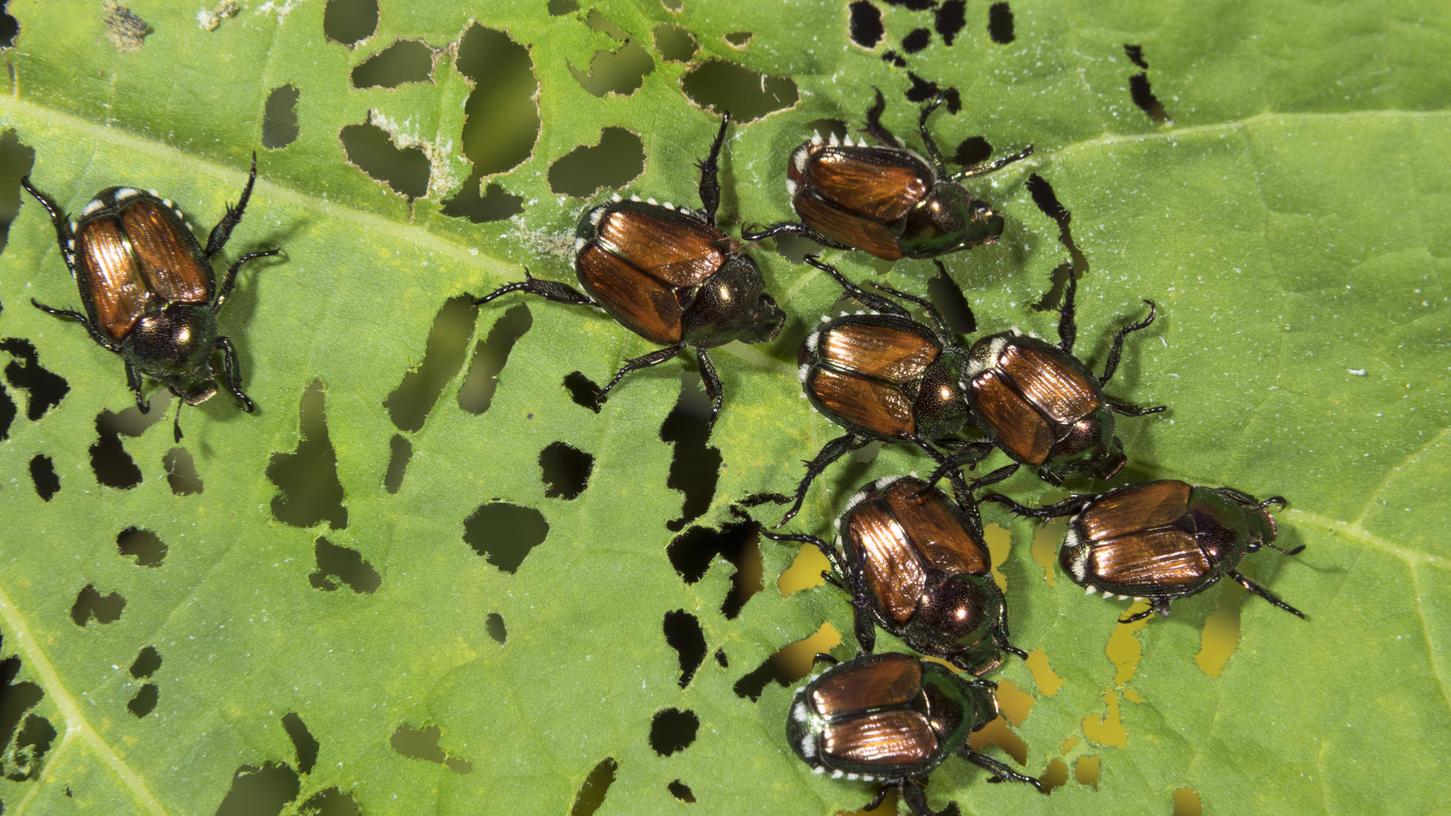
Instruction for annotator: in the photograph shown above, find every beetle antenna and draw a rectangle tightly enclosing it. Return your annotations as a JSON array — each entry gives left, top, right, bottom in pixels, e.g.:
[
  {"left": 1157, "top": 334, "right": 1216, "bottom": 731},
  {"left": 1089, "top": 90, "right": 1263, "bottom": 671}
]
[{"left": 172, "top": 398, "right": 185, "bottom": 443}]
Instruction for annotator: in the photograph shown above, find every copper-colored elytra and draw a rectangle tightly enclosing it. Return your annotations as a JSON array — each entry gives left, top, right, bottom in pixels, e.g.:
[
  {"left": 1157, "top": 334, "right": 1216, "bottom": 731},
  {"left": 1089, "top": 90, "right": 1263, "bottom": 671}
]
[
  {"left": 576, "top": 244, "right": 683, "bottom": 344},
  {"left": 1078, "top": 480, "right": 1192, "bottom": 543},
  {"left": 119, "top": 199, "right": 210, "bottom": 303},
  {"left": 808, "top": 367, "right": 916, "bottom": 436},
  {"left": 76, "top": 217, "right": 151, "bottom": 340},
  {"left": 848, "top": 501, "right": 928, "bottom": 624},
  {"left": 970, "top": 370, "right": 1053, "bottom": 464},
  {"left": 811, "top": 654, "right": 923, "bottom": 717},
  {"left": 997, "top": 339, "right": 1102, "bottom": 424},
  {"left": 1089, "top": 528, "right": 1210, "bottom": 589},
  {"left": 823, "top": 710, "right": 938, "bottom": 766},
  {"left": 819, "top": 320, "right": 941, "bottom": 383},
  {"left": 879, "top": 479, "right": 990, "bottom": 575},
  {"left": 594, "top": 206, "right": 723, "bottom": 288},
  {"left": 794, "top": 192, "right": 905, "bottom": 260},
  {"left": 804, "top": 146, "right": 929, "bottom": 222}
]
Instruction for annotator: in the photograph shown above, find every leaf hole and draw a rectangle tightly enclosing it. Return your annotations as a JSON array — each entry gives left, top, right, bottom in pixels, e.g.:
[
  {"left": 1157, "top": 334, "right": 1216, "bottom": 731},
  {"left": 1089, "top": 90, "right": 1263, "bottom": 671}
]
[
  {"left": 28, "top": 453, "right": 58, "bottom": 500},
  {"left": 1124, "top": 44, "right": 1171, "bottom": 125},
  {"left": 267, "top": 380, "right": 348, "bottom": 530},
  {"left": 724, "top": 31, "right": 752, "bottom": 48},
  {"left": 390, "top": 723, "right": 472, "bottom": 774},
  {"left": 463, "top": 502, "right": 549, "bottom": 573},
  {"left": 1074, "top": 755, "right": 1101, "bottom": 789},
  {"left": 905, "top": 73, "right": 959, "bottom": 112},
  {"left": 129, "top": 646, "right": 161, "bottom": 677},
  {"left": 901, "top": 27, "right": 931, "bottom": 54},
  {"left": 539, "top": 441, "right": 594, "bottom": 500},
  {"left": 953, "top": 136, "right": 993, "bottom": 167},
  {"left": 70, "top": 585, "right": 125, "bottom": 626},
  {"left": 7, "top": 713, "right": 56, "bottom": 779},
  {"left": 0, "top": 381, "right": 14, "bottom": 440},
  {"left": 935, "top": 0, "right": 966, "bottom": 45},
  {"left": 548, "top": 127, "right": 645, "bottom": 198},
  {"left": 215, "top": 761, "right": 300, "bottom": 815},
  {"left": 848, "top": 1, "right": 884, "bottom": 49},
  {"left": 486, "top": 612, "right": 507, "bottom": 644},
  {"left": 384, "top": 434, "right": 411, "bottom": 493},
  {"left": 89, "top": 398, "right": 169, "bottom": 490},
  {"left": 648, "top": 708, "right": 698, "bottom": 756},
  {"left": 776, "top": 544, "right": 830, "bottom": 596},
  {"left": 548, "top": 0, "right": 579, "bottom": 14},
  {"left": 300, "top": 788, "right": 363, "bottom": 815},
  {"left": 282, "top": 712, "right": 318, "bottom": 775},
  {"left": 126, "top": 683, "right": 158, "bottom": 718},
  {"left": 262, "top": 84, "right": 300, "bottom": 149},
  {"left": 1024, "top": 649, "right": 1063, "bottom": 696},
  {"left": 987, "top": 2, "right": 1015, "bottom": 44},
  {"left": 1173, "top": 787, "right": 1203, "bottom": 816},
  {"left": 458, "top": 303, "right": 532, "bottom": 414},
  {"left": 661, "top": 0, "right": 682, "bottom": 13},
  {"left": 667, "top": 521, "right": 762, "bottom": 619},
  {"left": 1106, "top": 610, "right": 1148, "bottom": 685},
  {"left": 352, "top": 39, "right": 434, "bottom": 89},
  {"left": 1039, "top": 757, "right": 1069, "bottom": 794},
  {"left": 570, "top": 21, "right": 654, "bottom": 96},
  {"left": 732, "top": 622, "right": 839, "bottom": 701},
  {"left": 661, "top": 371, "right": 719, "bottom": 531},
  {"left": 564, "top": 371, "right": 604, "bottom": 412},
  {"left": 713, "top": 648, "right": 727, "bottom": 668},
  {"left": 0, "top": 0, "right": 17, "bottom": 49},
  {"left": 569, "top": 756, "right": 618, "bottom": 816},
  {"left": 926, "top": 264, "right": 976, "bottom": 334},
  {"left": 2, "top": 656, "right": 47, "bottom": 758},
  {"left": 967, "top": 716, "right": 1028, "bottom": 765},
  {"left": 341, "top": 116, "right": 430, "bottom": 200},
  {"left": 310, "top": 537, "right": 381, "bottom": 594},
  {"left": 663, "top": 609, "right": 706, "bottom": 688},
  {"left": 386, "top": 296, "right": 477, "bottom": 432},
  {"left": 163, "top": 446, "right": 203, "bottom": 495},
  {"left": 441, "top": 181, "right": 525, "bottom": 223},
  {"left": 451, "top": 26, "right": 539, "bottom": 180},
  {"left": 881, "top": 0, "right": 932, "bottom": 10},
  {"left": 682, "top": 60, "right": 799, "bottom": 121},
  {"left": 1081, "top": 689, "right": 1127, "bottom": 747},
  {"left": 1, "top": 338, "right": 69, "bottom": 420},
  {"left": 1194, "top": 581, "right": 1244, "bottom": 678},
  {"left": 654, "top": 23, "right": 697, "bottom": 62},
  {"left": 323, "top": 0, "right": 377, "bottom": 47},
  {"left": 881, "top": 50, "right": 907, "bottom": 68},
  {"left": 668, "top": 780, "right": 695, "bottom": 803}
]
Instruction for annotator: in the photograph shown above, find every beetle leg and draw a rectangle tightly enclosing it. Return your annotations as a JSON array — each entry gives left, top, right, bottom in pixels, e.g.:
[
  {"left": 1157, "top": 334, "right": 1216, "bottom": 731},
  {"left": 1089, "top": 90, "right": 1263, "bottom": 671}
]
[
  {"left": 214, "top": 248, "right": 281, "bottom": 311},
  {"left": 1117, "top": 605, "right": 1158, "bottom": 624},
  {"left": 804, "top": 255, "right": 909, "bottom": 317},
  {"left": 868, "top": 274, "right": 957, "bottom": 337},
  {"left": 1104, "top": 396, "right": 1167, "bottom": 417},
  {"left": 960, "top": 750, "right": 1046, "bottom": 793},
  {"left": 1098, "top": 299, "right": 1157, "bottom": 383},
  {"left": 471, "top": 269, "right": 600, "bottom": 309},
  {"left": 756, "top": 528, "right": 848, "bottom": 579},
  {"left": 19, "top": 176, "right": 75, "bottom": 246},
  {"left": 1229, "top": 569, "right": 1307, "bottom": 619},
  {"left": 864, "top": 88, "right": 904, "bottom": 148},
  {"left": 919, "top": 442, "right": 995, "bottom": 499},
  {"left": 695, "top": 112, "right": 731, "bottom": 227},
  {"left": 215, "top": 336, "right": 255, "bottom": 412},
  {"left": 993, "top": 599, "right": 1028, "bottom": 659},
  {"left": 31, "top": 299, "right": 122, "bottom": 351},
  {"left": 953, "top": 145, "right": 1034, "bottom": 180},
  {"left": 1056, "top": 267, "right": 1079, "bottom": 352},
  {"left": 695, "top": 348, "right": 724, "bottom": 433},
  {"left": 204, "top": 152, "right": 260, "bottom": 260},
  {"left": 811, "top": 652, "right": 841, "bottom": 669},
  {"left": 901, "top": 778, "right": 960, "bottom": 816},
  {"left": 980, "top": 492, "right": 1091, "bottom": 521},
  {"left": 856, "top": 786, "right": 890, "bottom": 813},
  {"left": 851, "top": 576, "right": 877, "bottom": 653},
  {"left": 171, "top": 398, "right": 185, "bottom": 443},
  {"left": 916, "top": 92, "right": 953, "bottom": 175},
  {"left": 739, "top": 221, "right": 854, "bottom": 250},
  {"left": 123, "top": 360, "right": 150, "bottom": 413},
  {"left": 776, "top": 433, "right": 865, "bottom": 527},
  {"left": 597, "top": 344, "right": 685, "bottom": 407}
]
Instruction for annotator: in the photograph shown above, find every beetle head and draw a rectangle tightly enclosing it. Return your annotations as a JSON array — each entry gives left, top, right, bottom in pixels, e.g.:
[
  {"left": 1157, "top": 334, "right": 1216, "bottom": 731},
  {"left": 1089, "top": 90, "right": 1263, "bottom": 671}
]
[
  {"left": 125, "top": 303, "right": 219, "bottom": 405},
  {"left": 681, "top": 254, "right": 785, "bottom": 347},
  {"left": 900, "top": 182, "right": 1005, "bottom": 258},
  {"left": 1041, "top": 409, "right": 1125, "bottom": 483}
]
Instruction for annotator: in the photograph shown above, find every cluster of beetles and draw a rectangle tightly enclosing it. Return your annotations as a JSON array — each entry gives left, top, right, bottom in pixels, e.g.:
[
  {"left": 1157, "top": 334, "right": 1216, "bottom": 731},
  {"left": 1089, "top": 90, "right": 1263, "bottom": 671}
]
[{"left": 19, "top": 88, "right": 1307, "bottom": 814}]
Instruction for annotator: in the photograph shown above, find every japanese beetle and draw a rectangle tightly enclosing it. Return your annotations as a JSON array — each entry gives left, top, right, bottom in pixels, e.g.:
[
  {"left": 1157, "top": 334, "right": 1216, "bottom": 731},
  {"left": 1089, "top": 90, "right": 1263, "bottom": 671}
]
[
  {"left": 21, "top": 155, "right": 279, "bottom": 436},
  {"left": 469, "top": 114, "right": 784, "bottom": 432},
  {"left": 743, "top": 90, "right": 1031, "bottom": 260},
  {"left": 758, "top": 472, "right": 1026, "bottom": 675},
  {"left": 789, "top": 652, "right": 1042, "bottom": 816},
  {"left": 985, "top": 480, "right": 1307, "bottom": 622}
]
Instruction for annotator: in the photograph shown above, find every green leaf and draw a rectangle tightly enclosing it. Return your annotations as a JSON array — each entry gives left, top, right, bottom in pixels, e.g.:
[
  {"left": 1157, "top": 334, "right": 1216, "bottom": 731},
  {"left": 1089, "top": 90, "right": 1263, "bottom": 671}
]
[{"left": 2, "top": 1, "right": 1448, "bottom": 814}]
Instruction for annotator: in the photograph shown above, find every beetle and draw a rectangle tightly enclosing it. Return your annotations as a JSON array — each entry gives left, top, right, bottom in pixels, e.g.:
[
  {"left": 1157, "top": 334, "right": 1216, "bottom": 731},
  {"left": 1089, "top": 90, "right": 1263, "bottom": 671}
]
[
  {"left": 788, "top": 652, "right": 1042, "bottom": 816},
  {"left": 743, "top": 89, "right": 1031, "bottom": 260},
  {"left": 757, "top": 472, "right": 1026, "bottom": 675},
  {"left": 469, "top": 114, "right": 784, "bottom": 432},
  {"left": 984, "top": 480, "right": 1307, "bottom": 622},
  {"left": 21, "top": 154, "right": 279, "bottom": 438}
]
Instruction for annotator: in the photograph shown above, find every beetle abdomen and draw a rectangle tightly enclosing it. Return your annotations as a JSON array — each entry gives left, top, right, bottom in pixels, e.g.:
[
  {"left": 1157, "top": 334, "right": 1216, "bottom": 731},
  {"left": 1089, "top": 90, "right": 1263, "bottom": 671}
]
[
  {"left": 1079, "top": 529, "right": 1212, "bottom": 591},
  {"left": 805, "top": 367, "right": 916, "bottom": 437},
  {"left": 1077, "top": 480, "right": 1191, "bottom": 541},
  {"left": 809, "top": 651, "right": 922, "bottom": 716},
  {"left": 816, "top": 319, "right": 941, "bottom": 382},
  {"left": 821, "top": 710, "right": 938, "bottom": 768},
  {"left": 996, "top": 339, "right": 1101, "bottom": 422},
  {"left": 589, "top": 202, "right": 724, "bottom": 287},
  {"left": 969, "top": 369, "right": 1053, "bottom": 464},
  {"left": 118, "top": 199, "right": 211, "bottom": 301},
  {"left": 794, "top": 144, "right": 930, "bottom": 222},
  {"left": 576, "top": 243, "right": 684, "bottom": 344}
]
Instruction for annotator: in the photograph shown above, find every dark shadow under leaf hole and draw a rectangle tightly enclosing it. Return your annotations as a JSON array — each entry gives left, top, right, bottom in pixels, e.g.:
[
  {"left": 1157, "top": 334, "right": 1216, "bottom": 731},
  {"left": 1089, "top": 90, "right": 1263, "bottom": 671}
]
[
  {"left": 391, "top": 724, "right": 472, "bottom": 774},
  {"left": 117, "top": 526, "right": 166, "bottom": 567},
  {"left": 648, "top": 708, "right": 698, "bottom": 756},
  {"left": 540, "top": 441, "right": 594, "bottom": 500},
  {"left": 569, "top": 757, "right": 618, "bottom": 816},
  {"left": 352, "top": 40, "right": 434, "bottom": 89},
  {"left": 849, "top": 1, "right": 884, "bottom": 49},
  {"left": 309, "top": 537, "right": 381, "bottom": 594},
  {"left": 163, "top": 446, "right": 203, "bottom": 495},
  {"left": 70, "top": 585, "right": 125, "bottom": 626},
  {"left": 663, "top": 609, "right": 706, "bottom": 688},
  {"left": 661, "top": 371, "right": 719, "bottom": 531},
  {"left": 215, "top": 761, "right": 300, "bottom": 816},
  {"left": 2, "top": 337, "right": 69, "bottom": 420},
  {"left": 463, "top": 502, "right": 548, "bottom": 573},
  {"left": 667, "top": 522, "right": 762, "bottom": 619},
  {"left": 458, "top": 303, "right": 531, "bottom": 414},
  {"left": 386, "top": 296, "right": 476, "bottom": 432},
  {"left": 668, "top": 780, "right": 696, "bottom": 803},
  {"left": 323, "top": 0, "right": 376, "bottom": 47},
  {"left": 28, "top": 453, "right": 58, "bottom": 500},
  {"left": 268, "top": 380, "right": 347, "bottom": 530},
  {"left": 262, "top": 84, "right": 300, "bottom": 149},
  {"left": 682, "top": 60, "right": 798, "bottom": 122},
  {"left": 485, "top": 612, "right": 507, "bottom": 644},
  {"left": 549, "top": 128, "right": 645, "bottom": 198}
]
